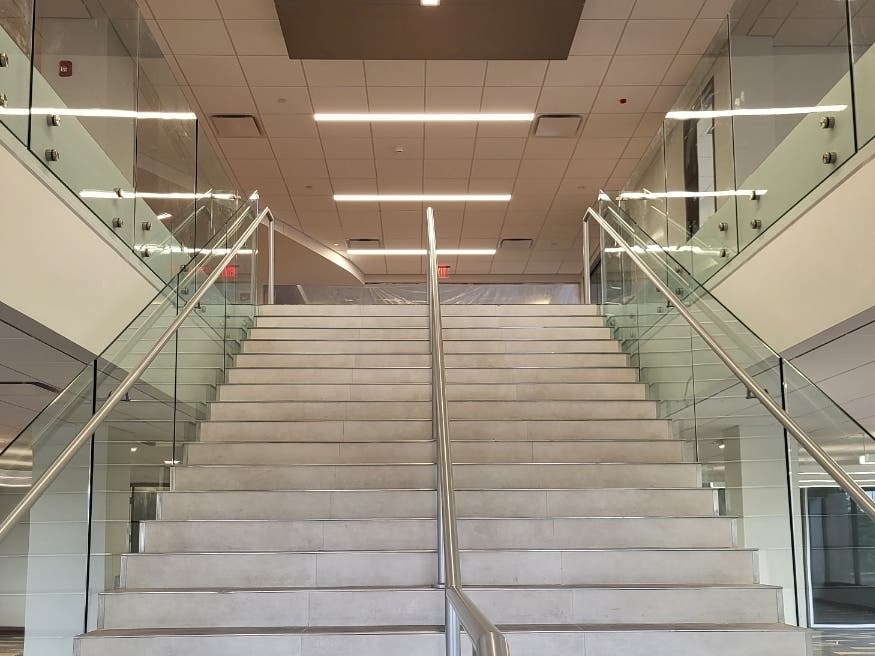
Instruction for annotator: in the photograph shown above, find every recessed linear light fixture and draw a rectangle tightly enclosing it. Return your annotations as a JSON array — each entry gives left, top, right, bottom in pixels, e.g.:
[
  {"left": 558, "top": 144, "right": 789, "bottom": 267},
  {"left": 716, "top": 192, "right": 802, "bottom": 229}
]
[
  {"left": 334, "top": 194, "right": 511, "bottom": 202},
  {"left": 0, "top": 107, "right": 196, "bottom": 120},
  {"left": 665, "top": 105, "right": 847, "bottom": 120},
  {"left": 421, "top": 0, "right": 440, "bottom": 5},
  {"left": 618, "top": 190, "right": 767, "bottom": 201},
  {"left": 347, "top": 249, "right": 496, "bottom": 256},
  {"left": 314, "top": 113, "right": 534, "bottom": 123}
]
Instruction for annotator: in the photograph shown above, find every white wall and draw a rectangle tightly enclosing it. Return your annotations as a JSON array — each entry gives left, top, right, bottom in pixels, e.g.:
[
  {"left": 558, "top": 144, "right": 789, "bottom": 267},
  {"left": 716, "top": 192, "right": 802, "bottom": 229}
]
[
  {"left": 0, "top": 134, "right": 161, "bottom": 356},
  {"left": 710, "top": 148, "right": 875, "bottom": 353}
]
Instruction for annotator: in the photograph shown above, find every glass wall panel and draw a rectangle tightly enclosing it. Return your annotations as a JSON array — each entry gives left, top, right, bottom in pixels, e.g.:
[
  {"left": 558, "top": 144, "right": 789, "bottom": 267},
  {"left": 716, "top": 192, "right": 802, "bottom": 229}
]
[
  {"left": 851, "top": 0, "right": 875, "bottom": 147},
  {"left": 0, "top": 0, "right": 33, "bottom": 142}
]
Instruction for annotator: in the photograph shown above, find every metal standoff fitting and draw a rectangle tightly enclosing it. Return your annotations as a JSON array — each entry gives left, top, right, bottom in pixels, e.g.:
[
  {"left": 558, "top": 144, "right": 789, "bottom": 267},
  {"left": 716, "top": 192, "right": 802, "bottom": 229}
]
[
  {"left": 720, "top": 248, "right": 728, "bottom": 258},
  {"left": 819, "top": 116, "right": 835, "bottom": 129},
  {"left": 47, "top": 114, "right": 61, "bottom": 127},
  {"left": 749, "top": 190, "right": 761, "bottom": 201},
  {"left": 718, "top": 222, "right": 728, "bottom": 232},
  {"left": 44, "top": 148, "right": 60, "bottom": 162},
  {"left": 114, "top": 187, "right": 124, "bottom": 198},
  {"left": 0, "top": 53, "right": 9, "bottom": 67},
  {"left": 822, "top": 151, "right": 837, "bottom": 165},
  {"left": 141, "top": 221, "right": 152, "bottom": 231},
  {"left": 140, "top": 248, "right": 151, "bottom": 258},
  {"left": 111, "top": 217, "right": 123, "bottom": 229},
  {"left": 0, "top": 93, "right": 8, "bottom": 108},
  {"left": 750, "top": 219, "right": 762, "bottom": 230}
]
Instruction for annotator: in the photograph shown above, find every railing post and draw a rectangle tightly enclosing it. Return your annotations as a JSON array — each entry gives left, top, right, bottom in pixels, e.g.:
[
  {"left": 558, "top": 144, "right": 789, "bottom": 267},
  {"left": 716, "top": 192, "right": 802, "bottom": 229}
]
[
  {"left": 582, "top": 216, "right": 592, "bottom": 304},
  {"left": 599, "top": 225, "right": 607, "bottom": 304},
  {"left": 268, "top": 214, "right": 275, "bottom": 305},
  {"left": 446, "top": 598, "right": 461, "bottom": 656}
]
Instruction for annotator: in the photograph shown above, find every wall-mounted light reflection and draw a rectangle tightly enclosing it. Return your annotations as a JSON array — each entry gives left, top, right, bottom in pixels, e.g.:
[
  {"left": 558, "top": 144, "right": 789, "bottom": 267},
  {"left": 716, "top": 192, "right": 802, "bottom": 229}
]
[
  {"left": 665, "top": 105, "right": 847, "bottom": 120},
  {"left": 81, "top": 190, "right": 238, "bottom": 200},
  {"left": 0, "top": 107, "right": 196, "bottom": 120},
  {"left": 135, "top": 244, "right": 255, "bottom": 256},
  {"left": 604, "top": 244, "right": 724, "bottom": 256},
  {"left": 618, "top": 190, "right": 767, "bottom": 201}
]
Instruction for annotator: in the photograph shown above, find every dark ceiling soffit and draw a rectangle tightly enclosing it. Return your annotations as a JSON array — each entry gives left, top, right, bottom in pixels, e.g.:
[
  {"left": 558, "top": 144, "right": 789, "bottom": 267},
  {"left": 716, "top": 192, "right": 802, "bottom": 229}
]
[{"left": 274, "top": 0, "right": 586, "bottom": 60}]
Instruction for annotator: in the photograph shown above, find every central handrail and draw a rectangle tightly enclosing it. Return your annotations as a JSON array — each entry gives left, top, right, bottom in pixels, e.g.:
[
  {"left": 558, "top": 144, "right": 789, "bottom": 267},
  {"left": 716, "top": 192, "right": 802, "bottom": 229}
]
[
  {"left": 425, "top": 207, "right": 510, "bottom": 656},
  {"left": 584, "top": 206, "right": 875, "bottom": 522},
  {"left": 0, "top": 206, "right": 275, "bottom": 544}
]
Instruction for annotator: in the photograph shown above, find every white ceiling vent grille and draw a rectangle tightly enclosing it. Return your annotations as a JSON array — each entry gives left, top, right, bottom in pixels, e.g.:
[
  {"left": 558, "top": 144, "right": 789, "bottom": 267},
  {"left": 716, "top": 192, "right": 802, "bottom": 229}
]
[
  {"left": 347, "top": 238, "right": 382, "bottom": 250},
  {"left": 499, "top": 238, "right": 534, "bottom": 250},
  {"left": 211, "top": 114, "right": 262, "bottom": 138},
  {"left": 533, "top": 114, "right": 583, "bottom": 138}
]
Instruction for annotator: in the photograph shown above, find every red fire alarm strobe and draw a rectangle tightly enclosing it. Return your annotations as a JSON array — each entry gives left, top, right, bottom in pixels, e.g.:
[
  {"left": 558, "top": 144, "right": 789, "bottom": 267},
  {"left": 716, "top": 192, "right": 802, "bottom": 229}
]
[
  {"left": 59, "top": 60, "right": 72, "bottom": 77},
  {"left": 437, "top": 264, "right": 451, "bottom": 279}
]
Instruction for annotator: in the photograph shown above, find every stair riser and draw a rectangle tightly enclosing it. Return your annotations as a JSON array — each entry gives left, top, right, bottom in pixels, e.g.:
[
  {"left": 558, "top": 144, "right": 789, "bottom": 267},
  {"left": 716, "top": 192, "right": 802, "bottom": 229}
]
[
  {"left": 233, "top": 353, "right": 630, "bottom": 368},
  {"left": 216, "top": 383, "right": 647, "bottom": 402},
  {"left": 257, "top": 305, "right": 599, "bottom": 317},
  {"left": 75, "top": 630, "right": 810, "bottom": 656},
  {"left": 184, "top": 440, "right": 685, "bottom": 465},
  {"left": 242, "top": 340, "right": 621, "bottom": 355},
  {"left": 171, "top": 463, "right": 700, "bottom": 491},
  {"left": 100, "top": 584, "right": 776, "bottom": 629},
  {"left": 157, "top": 491, "right": 728, "bottom": 530},
  {"left": 254, "top": 315, "right": 606, "bottom": 328},
  {"left": 207, "top": 400, "right": 658, "bottom": 422}
]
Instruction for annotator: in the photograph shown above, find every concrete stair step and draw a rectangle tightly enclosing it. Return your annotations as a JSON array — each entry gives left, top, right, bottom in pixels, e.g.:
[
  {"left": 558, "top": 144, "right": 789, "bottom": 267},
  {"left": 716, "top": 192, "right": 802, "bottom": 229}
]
[
  {"left": 100, "top": 583, "right": 779, "bottom": 629},
  {"left": 75, "top": 625, "right": 811, "bottom": 656},
  {"left": 141, "top": 513, "right": 728, "bottom": 552},
  {"left": 224, "top": 367, "right": 638, "bottom": 385},
  {"left": 184, "top": 439, "right": 685, "bottom": 465},
  {"left": 242, "top": 339, "right": 622, "bottom": 355},
  {"left": 171, "top": 462, "right": 700, "bottom": 491},
  {"left": 207, "top": 400, "right": 658, "bottom": 422},
  {"left": 246, "top": 327, "right": 613, "bottom": 340},
  {"left": 157, "top": 490, "right": 726, "bottom": 528},
  {"left": 216, "top": 382, "right": 647, "bottom": 402},
  {"left": 253, "top": 314, "right": 607, "bottom": 328},
  {"left": 198, "top": 418, "right": 671, "bottom": 442},
  {"left": 233, "top": 352, "right": 630, "bottom": 368}
]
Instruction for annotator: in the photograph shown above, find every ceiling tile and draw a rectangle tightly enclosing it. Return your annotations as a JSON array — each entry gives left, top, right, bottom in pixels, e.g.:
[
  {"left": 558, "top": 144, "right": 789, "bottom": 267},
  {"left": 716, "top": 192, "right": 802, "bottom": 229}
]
[
  {"left": 468, "top": 178, "right": 515, "bottom": 193},
  {"left": 471, "top": 159, "right": 521, "bottom": 178},
  {"left": 426, "top": 60, "right": 487, "bottom": 86},
  {"left": 216, "top": 0, "right": 277, "bottom": 19},
  {"left": 647, "top": 85, "right": 684, "bottom": 112},
  {"left": 260, "top": 114, "right": 319, "bottom": 138},
  {"left": 536, "top": 86, "right": 597, "bottom": 114},
  {"left": 271, "top": 138, "right": 325, "bottom": 159},
  {"left": 332, "top": 178, "right": 378, "bottom": 194},
  {"left": 425, "top": 138, "right": 476, "bottom": 159},
  {"left": 322, "top": 138, "right": 374, "bottom": 159},
  {"left": 700, "top": 0, "right": 734, "bottom": 18},
  {"left": 252, "top": 86, "right": 312, "bottom": 114},
  {"left": 291, "top": 195, "right": 337, "bottom": 212},
  {"left": 573, "top": 137, "right": 630, "bottom": 159},
  {"left": 662, "top": 54, "right": 703, "bottom": 85},
  {"left": 425, "top": 124, "right": 478, "bottom": 140},
  {"left": 425, "top": 86, "right": 483, "bottom": 112},
  {"left": 285, "top": 178, "right": 333, "bottom": 195},
  {"left": 177, "top": 55, "right": 246, "bottom": 86},
  {"left": 158, "top": 20, "right": 232, "bottom": 55},
  {"left": 147, "top": 0, "right": 220, "bottom": 19},
  {"left": 680, "top": 19, "right": 724, "bottom": 53},
  {"left": 515, "top": 178, "right": 561, "bottom": 195},
  {"left": 611, "top": 157, "right": 641, "bottom": 177},
  {"left": 582, "top": 0, "right": 635, "bottom": 20},
  {"left": 219, "top": 137, "right": 274, "bottom": 159},
  {"left": 517, "top": 159, "right": 569, "bottom": 179},
  {"left": 240, "top": 56, "right": 306, "bottom": 86},
  {"left": 485, "top": 61, "right": 548, "bottom": 86},
  {"left": 570, "top": 20, "right": 626, "bottom": 55},
  {"left": 474, "top": 138, "right": 527, "bottom": 159},
  {"left": 365, "top": 61, "right": 426, "bottom": 86},
  {"left": 309, "top": 86, "right": 369, "bottom": 112},
  {"left": 373, "top": 138, "right": 424, "bottom": 160},
  {"left": 424, "top": 178, "right": 470, "bottom": 192},
  {"left": 481, "top": 86, "right": 541, "bottom": 112},
  {"left": 367, "top": 86, "right": 425, "bottom": 112},
  {"left": 475, "top": 123, "right": 532, "bottom": 138},
  {"left": 192, "top": 85, "right": 256, "bottom": 114},
  {"left": 617, "top": 20, "right": 694, "bottom": 55},
  {"left": 622, "top": 136, "right": 653, "bottom": 158},
  {"left": 371, "top": 123, "right": 425, "bottom": 139},
  {"left": 523, "top": 138, "right": 578, "bottom": 159},
  {"left": 303, "top": 60, "right": 366, "bottom": 86},
  {"left": 280, "top": 158, "right": 329, "bottom": 179},
  {"left": 582, "top": 113, "right": 643, "bottom": 137},
  {"left": 545, "top": 56, "right": 612, "bottom": 86},
  {"left": 592, "top": 85, "right": 657, "bottom": 113},
  {"left": 635, "top": 113, "right": 665, "bottom": 136},
  {"left": 425, "top": 159, "right": 473, "bottom": 179},
  {"left": 226, "top": 20, "right": 288, "bottom": 55},
  {"left": 604, "top": 54, "right": 675, "bottom": 86},
  {"left": 631, "top": 0, "right": 706, "bottom": 19}
]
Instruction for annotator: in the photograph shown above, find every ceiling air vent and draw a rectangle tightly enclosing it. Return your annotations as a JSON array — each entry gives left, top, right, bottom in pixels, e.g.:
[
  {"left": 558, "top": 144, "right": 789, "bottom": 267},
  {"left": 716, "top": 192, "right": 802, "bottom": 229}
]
[
  {"left": 533, "top": 114, "right": 583, "bottom": 138},
  {"left": 211, "top": 114, "right": 262, "bottom": 138},
  {"left": 499, "top": 238, "right": 534, "bottom": 251},
  {"left": 347, "top": 238, "right": 382, "bottom": 250}
]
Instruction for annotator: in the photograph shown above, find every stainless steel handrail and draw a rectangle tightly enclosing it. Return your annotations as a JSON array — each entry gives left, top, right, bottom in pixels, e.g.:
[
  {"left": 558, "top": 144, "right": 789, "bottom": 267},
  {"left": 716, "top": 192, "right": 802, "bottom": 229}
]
[
  {"left": 584, "top": 206, "right": 875, "bottom": 522},
  {"left": 0, "top": 206, "right": 275, "bottom": 544},
  {"left": 426, "top": 207, "right": 510, "bottom": 656}
]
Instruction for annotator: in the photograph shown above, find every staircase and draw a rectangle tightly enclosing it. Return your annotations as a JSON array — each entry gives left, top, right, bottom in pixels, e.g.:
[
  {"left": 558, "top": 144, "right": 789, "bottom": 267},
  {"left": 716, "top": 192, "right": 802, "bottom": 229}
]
[{"left": 76, "top": 304, "right": 811, "bottom": 655}]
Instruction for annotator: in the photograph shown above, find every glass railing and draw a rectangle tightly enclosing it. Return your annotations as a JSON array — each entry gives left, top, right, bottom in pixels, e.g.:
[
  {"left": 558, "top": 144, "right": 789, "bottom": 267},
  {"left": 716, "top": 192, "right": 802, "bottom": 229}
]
[
  {"left": 591, "top": 196, "right": 875, "bottom": 630},
  {"left": 0, "top": 0, "right": 242, "bottom": 282},
  {"left": 618, "top": 0, "right": 875, "bottom": 285},
  {"left": 0, "top": 201, "right": 271, "bottom": 656}
]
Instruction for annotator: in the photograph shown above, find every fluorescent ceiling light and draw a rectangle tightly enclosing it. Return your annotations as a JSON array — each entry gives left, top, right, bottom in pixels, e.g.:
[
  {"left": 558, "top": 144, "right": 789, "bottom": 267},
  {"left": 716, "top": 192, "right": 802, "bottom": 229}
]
[
  {"left": 314, "top": 113, "right": 534, "bottom": 123},
  {"left": 334, "top": 194, "right": 511, "bottom": 202},
  {"left": 421, "top": 0, "right": 440, "bottom": 5},
  {"left": 665, "top": 105, "right": 847, "bottom": 120},
  {"left": 347, "top": 249, "right": 497, "bottom": 256},
  {"left": 0, "top": 107, "right": 196, "bottom": 120},
  {"left": 618, "top": 190, "right": 767, "bottom": 200},
  {"left": 81, "top": 190, "right": 238, "bottom": 200}
]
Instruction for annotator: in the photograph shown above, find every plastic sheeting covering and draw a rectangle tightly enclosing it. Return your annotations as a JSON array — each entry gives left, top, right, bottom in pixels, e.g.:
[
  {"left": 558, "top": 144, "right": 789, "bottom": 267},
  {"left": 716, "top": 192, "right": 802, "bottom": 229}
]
[{"left": 275, "top": 284, "right": 581, "bottom": 305}]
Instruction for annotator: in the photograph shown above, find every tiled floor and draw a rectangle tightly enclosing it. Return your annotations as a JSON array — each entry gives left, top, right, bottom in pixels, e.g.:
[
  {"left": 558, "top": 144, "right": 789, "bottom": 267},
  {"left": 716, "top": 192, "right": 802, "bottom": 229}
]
[{"left": 814, "top": 629, "right": 875, "bottom": 655}]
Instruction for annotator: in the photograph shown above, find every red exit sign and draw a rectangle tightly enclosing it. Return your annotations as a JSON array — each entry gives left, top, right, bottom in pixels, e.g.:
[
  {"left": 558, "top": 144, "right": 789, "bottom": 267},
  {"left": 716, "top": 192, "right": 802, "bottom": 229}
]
[{"left": 437, "top": 264, "right": 451, "bottom": 279}]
